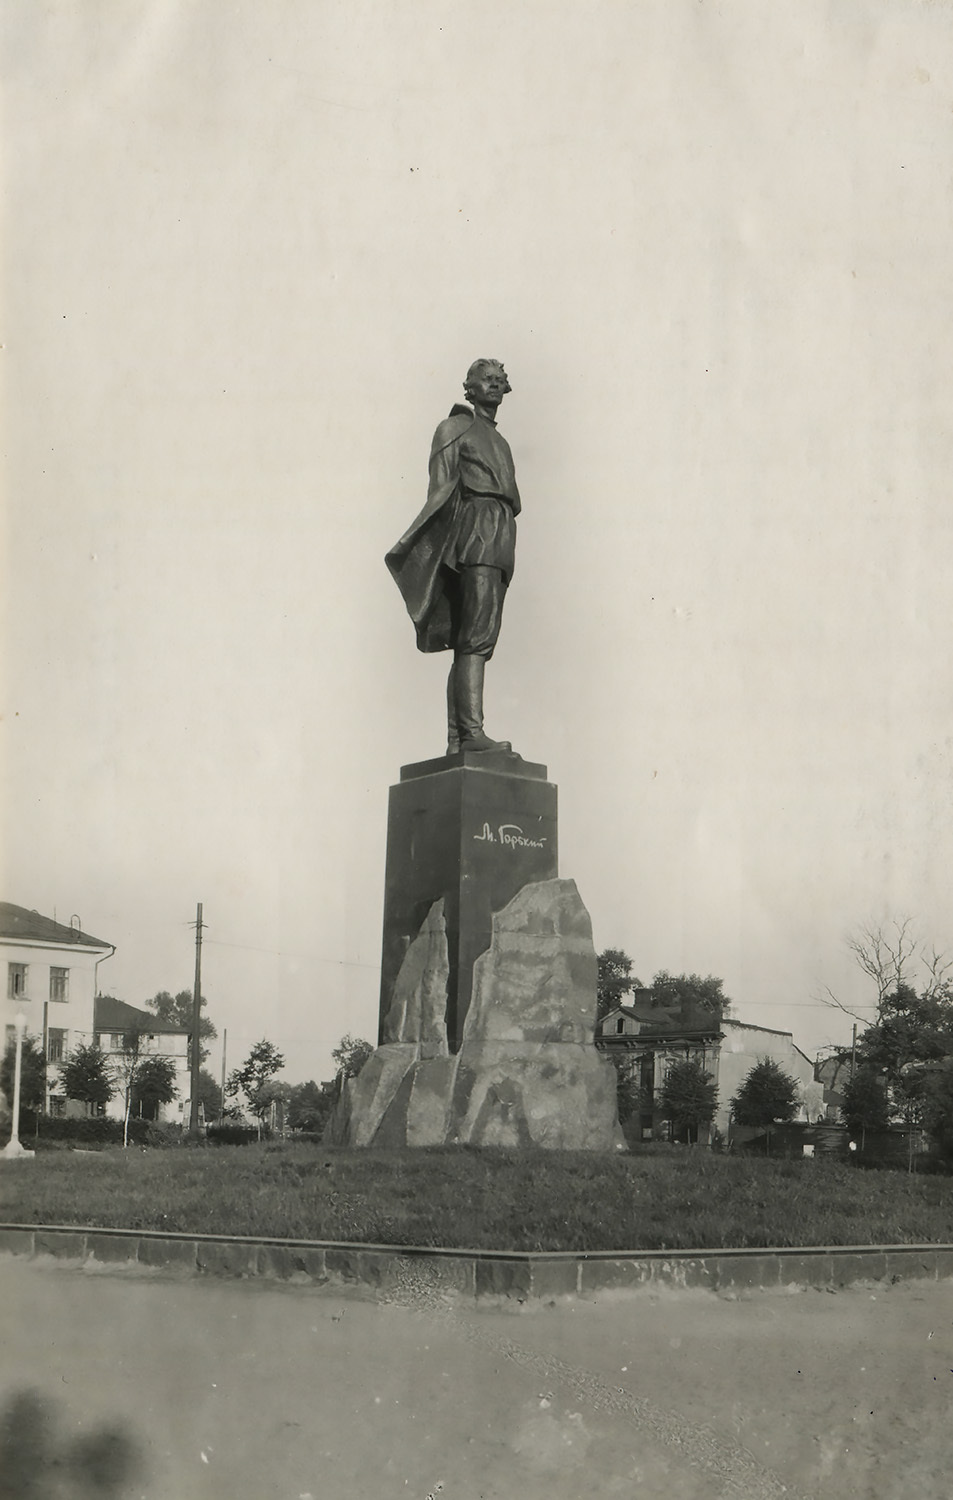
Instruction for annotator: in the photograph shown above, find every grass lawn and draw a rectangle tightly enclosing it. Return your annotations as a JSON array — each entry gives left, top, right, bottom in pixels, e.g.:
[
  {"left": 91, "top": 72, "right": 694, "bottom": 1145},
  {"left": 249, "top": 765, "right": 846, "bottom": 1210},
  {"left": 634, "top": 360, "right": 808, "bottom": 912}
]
[{"left": 2, "top": 1143, "right": 952, "bottom": 1252}]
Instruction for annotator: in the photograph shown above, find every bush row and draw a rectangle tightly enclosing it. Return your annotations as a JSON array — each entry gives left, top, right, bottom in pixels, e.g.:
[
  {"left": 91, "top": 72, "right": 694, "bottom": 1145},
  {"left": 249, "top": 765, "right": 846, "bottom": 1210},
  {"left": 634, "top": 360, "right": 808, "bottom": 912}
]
[
  {"left": 2, "top": 1112, "right": 325, "bottom": 1150},
  {"left": 18, "top": 1116, "right": 178, "bottom": 1148}
]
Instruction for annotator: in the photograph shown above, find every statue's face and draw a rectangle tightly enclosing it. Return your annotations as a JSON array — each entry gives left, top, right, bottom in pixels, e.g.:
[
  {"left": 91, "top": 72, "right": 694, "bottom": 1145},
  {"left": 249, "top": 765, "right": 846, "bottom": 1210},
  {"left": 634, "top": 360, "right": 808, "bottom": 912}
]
[{"left": 465, "top": 362, "right": 510, "bottom": 408}]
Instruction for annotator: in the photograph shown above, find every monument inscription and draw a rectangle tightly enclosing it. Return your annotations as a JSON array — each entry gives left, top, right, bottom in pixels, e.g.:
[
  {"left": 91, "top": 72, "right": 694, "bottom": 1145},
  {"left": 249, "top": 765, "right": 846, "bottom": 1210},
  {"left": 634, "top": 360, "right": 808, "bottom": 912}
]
[{"left": 474, "top": 822, "right": 548, "bottom": 849}]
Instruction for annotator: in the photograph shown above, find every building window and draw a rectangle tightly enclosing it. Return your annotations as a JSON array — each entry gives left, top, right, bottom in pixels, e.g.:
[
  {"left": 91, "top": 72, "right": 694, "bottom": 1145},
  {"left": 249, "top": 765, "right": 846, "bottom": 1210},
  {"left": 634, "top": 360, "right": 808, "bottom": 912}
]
[
  {"left": 48, "top": 1096, "right": 66, "bottom": 1118},
  {"left": 7, "top": 963, "right": 27, "bottom": 999},
  {"left": 48, "top": 1028, "right": 68, "bottom": 1063},
  {"left": 616, "top": 1018, "right": 625, "bottom": 1034},
  {"left": 49, "top": 967, "right": 69, "bottom": 1002},
  {"left": 639, "top": 1054, "right": 655, "bottom": 1099},
  {"left": 4, "top": 1024, "right": 15, "bottom": 1051}
]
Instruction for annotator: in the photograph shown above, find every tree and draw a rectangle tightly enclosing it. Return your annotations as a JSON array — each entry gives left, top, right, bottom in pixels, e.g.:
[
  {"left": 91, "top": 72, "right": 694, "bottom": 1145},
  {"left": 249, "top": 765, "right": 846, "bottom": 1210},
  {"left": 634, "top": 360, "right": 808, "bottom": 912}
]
[
  {"left": 822, "top": 921, "right": 953, "bottom": 1159},
  {"left": 331, "top": 1034, "right": 373, "bottom": 1084},
  {"left": 846, "top": 919, "right": 951, "bottom": 1008},
  {"left": 195, "top": 1068, "right": 223, "bottom": 1121},
  {"left": 60, "top": 1042, "right": 115, "bottom": 1114},
  {"left": 597, "top": 949, "right": 640, "bottom": 1021},
  {"left": 112, "top": 1030, "right": 148, "bottom": 1148},
  {"left": 287, "top": 1079, "right": 335, "bottom": 1134},
  {"left": 839, "top": 1065, "right": 890, "bottom": 1147},
  {"left": 918, "top": 1060, "right": 953, "bottom": 1161},
  {"left": 226, "top": 1038, "right": 286, "bottom": 1137},
  {"left": 823, "top": 918, "right": 953, "bottom": 1023},
  {"left": 1, "top": 1033, "right": 47, "bottom": 1123},
  {"left": 610, "top": 1054, "right": 645, "bottom": 1133},
  {"left": 130, "top": 1056, "right": 178, "bottom": 1120},
  {"left": 595, "top": 954, "right": 732, "bottom": 1024},
  {"left": 658, "top": 1058, "right": 719, "bottom": 1144},
  {"left": 649, "top": 971, "right": 731, "bottom": 1018},
  {"left": 146, "top": 989, "right": 217, "bottom": 1066},
  {"left": 256, "top": 1078, "right": 291, "bottom": 1133},
  {"left": 730, "top": 1058, "right": 799, "bottom": 1153}
]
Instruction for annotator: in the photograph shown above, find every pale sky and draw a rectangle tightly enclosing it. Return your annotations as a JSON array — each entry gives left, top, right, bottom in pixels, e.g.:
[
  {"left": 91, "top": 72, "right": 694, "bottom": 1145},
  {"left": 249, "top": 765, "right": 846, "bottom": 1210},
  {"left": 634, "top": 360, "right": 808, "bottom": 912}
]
[{"left": 3, "top": 0, "right": 952, "bottom": 1086}]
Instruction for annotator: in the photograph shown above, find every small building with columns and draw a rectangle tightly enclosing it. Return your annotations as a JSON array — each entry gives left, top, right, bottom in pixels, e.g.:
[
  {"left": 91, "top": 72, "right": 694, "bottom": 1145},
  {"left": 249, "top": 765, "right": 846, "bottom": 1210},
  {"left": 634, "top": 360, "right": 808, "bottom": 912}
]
[{"left": 596, "top": 991, "right": 817, "bottom": 1140}]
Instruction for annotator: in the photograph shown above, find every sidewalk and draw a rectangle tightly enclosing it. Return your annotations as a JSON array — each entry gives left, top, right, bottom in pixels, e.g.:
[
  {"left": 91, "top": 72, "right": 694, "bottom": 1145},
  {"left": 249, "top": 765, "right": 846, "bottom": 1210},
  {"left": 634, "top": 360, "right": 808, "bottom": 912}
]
[{"left": 2, "top": 1254, "right": 951, "bottom": 1499}]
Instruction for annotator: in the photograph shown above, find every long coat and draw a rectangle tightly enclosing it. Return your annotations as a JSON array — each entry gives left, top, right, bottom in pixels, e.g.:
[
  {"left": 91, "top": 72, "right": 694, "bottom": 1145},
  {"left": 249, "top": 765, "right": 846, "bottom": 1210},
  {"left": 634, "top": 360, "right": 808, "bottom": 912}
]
[{"left": 386, "top": 405, "right": 519, "bottom": 653}]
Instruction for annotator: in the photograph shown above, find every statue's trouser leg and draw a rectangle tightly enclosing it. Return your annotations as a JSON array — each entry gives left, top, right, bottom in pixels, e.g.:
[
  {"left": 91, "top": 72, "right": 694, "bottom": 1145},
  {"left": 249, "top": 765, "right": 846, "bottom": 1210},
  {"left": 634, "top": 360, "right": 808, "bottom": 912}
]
[{"left": 448, "top": 566, "right": 511, "bottom": 753}]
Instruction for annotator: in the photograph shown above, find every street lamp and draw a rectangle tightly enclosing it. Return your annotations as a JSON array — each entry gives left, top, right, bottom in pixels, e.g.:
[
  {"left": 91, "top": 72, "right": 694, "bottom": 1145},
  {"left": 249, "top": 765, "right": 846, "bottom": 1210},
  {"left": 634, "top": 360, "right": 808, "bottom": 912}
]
[{"left": 3, "top": 1013, "right": 36, "bottom": 1159}]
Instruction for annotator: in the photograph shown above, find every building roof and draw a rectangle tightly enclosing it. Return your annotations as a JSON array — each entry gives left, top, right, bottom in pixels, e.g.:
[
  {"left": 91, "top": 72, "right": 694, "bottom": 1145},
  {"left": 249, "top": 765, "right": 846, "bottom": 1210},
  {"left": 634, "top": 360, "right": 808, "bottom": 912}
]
[
  {"left": 721, "top": 1017, "right": 795, "bottom": 1039},
  {"left": 94, "top": 994, "right": 190, "bottom": 1036},
  {"left": 601, "top": 1000, "right": 723, "bottom": 1041},
  {"left": 0, "top": 901, "right": 113, "bottom": 951}
]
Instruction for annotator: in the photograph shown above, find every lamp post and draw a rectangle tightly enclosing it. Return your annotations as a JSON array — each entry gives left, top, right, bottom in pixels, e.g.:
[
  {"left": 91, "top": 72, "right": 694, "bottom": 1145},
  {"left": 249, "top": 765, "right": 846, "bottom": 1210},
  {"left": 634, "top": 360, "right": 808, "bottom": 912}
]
[{"left": 3, "top": 1012, "right": 35, "bottom": 1159}]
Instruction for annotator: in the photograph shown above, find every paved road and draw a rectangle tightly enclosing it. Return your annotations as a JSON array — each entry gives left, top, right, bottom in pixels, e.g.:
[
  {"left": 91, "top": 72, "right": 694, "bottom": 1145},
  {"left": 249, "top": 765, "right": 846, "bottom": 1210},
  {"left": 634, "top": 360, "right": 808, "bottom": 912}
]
[{"left": 1, "top": 1255, "right": 951, "bottom": 1499}]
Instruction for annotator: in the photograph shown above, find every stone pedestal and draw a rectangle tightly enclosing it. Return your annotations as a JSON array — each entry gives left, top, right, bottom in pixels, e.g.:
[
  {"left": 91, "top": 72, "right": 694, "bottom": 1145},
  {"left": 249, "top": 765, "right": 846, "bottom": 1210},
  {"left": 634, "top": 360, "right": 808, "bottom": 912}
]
[
  {"left": 328, "top": 878, "right": 624, "bottom": 1152},
  {"left": 378, "top": 750, "right": 557, "bottom": 1053}
]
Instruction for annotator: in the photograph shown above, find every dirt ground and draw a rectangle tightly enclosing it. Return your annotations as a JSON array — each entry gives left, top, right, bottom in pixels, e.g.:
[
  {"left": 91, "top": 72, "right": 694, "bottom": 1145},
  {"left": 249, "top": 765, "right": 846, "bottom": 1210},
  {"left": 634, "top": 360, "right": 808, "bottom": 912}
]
[{"left": 1, "top": 1254, "right": 951, "bottom": 1500}]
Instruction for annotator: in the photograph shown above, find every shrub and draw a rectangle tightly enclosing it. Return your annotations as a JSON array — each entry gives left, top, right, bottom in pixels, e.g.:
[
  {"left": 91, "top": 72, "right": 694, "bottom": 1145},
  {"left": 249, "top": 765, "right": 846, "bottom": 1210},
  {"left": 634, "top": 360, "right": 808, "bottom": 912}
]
[
  {"left": 658, "top": 1058, "right": 718, "bottom": 1143},
  {"left": 730, "top": 1057, "right": 799, "bottom": 1153},
  {"left": 32, "top": 1116, "right": 181, "bottom": 1148},
  {"left": 205, "top": 1123, "right": 258, "bottom": 1146}
]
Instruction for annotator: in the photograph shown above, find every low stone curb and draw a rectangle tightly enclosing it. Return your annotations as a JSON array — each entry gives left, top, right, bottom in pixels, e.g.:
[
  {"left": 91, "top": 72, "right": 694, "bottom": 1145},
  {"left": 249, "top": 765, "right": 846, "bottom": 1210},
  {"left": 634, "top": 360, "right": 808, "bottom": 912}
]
[{"left": 2, "top": 1224, "right": 953, "bottom": 1300}]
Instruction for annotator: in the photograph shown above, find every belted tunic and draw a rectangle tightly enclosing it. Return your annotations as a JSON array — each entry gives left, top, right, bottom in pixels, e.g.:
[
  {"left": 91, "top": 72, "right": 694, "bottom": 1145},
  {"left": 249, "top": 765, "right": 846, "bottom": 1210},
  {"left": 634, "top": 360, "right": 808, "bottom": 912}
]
[{"left": 385, "top": 405, "right": 520, "bottom": 653}]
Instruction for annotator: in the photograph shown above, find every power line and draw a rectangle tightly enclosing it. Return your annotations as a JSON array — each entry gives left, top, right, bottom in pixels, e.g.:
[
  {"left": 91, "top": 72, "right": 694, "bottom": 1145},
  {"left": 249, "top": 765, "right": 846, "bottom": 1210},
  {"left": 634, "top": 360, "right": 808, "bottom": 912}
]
[
  {"left": 202, "top": 936, "right": 380, "bottom": 971},
  {"left": 733, "top": 1000, "right": 879, "bottom": 1010}
]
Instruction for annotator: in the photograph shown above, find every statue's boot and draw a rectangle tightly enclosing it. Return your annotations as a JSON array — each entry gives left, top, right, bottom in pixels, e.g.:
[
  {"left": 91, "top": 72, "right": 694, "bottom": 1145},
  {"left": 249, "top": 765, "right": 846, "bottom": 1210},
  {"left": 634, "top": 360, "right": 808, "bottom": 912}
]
[
  {"left": 446, "top": 661, "right": 461, "bottom": 756},
  {"left": 455, "top": 653, "right": 511, "bottom": 753}
]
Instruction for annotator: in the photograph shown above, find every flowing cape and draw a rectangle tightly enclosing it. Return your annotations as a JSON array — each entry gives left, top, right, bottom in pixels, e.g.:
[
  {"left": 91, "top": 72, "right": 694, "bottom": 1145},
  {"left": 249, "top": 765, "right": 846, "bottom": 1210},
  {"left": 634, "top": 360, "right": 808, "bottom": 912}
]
[{"left": 384, "top": 406, "right": 474, "bottom": 653}]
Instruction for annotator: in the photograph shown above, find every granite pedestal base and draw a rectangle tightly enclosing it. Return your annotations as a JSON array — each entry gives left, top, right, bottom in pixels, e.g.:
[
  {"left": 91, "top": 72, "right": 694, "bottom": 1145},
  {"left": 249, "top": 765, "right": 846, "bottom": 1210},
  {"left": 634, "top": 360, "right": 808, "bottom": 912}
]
[
  {"left": 378, "top": 750, "right": 557, "bottom": 1053},
  {"left": 328, "top": 877, "right": 624, "bottom": 1152}
]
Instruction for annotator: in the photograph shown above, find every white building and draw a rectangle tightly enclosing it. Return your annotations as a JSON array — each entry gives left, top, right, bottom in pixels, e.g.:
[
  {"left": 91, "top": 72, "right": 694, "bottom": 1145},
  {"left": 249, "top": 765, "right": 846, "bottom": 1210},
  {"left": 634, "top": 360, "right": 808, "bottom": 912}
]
[
  {"left": 1, "top": 903, "right": 193, "bottom": 1126},
  {"left": 1, "top": 902, "right": 115, "bottom": 1114},
  {"left": 596, "top": 999, "right": 820, "bottom": 1139},
  {"left": 717, "top": 1018, "right": 819, "bottom": 1130},
  {"left": 92, "top": 995, "right": 192, "bottom": 1126}
]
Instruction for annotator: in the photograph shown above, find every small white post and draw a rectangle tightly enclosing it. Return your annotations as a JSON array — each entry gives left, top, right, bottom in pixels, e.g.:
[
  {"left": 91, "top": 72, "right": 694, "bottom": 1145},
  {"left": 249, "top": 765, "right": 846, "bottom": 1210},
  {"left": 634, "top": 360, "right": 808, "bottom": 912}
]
[{"left": 3, "top": 1013, "right": 36, "bottom": 1159}]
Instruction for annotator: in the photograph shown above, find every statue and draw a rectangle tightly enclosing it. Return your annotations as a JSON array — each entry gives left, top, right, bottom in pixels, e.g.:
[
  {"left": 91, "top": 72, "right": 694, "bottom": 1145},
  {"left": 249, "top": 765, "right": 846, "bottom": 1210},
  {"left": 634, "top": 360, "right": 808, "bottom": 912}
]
[{"left": 385, "top": 359, "right": 519, "bottom": 754}]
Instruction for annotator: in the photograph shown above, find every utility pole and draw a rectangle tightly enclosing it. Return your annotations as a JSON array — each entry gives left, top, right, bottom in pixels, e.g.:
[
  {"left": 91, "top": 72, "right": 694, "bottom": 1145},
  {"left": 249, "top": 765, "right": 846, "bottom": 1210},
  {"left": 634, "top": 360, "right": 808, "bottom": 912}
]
[
  {"left": 220, "top": 1027, "right": 227, "bottom": 1122},
  {"left": 189, "top": 903, "right": 205, "bottom": 1136},
  {"left": 850, "top": 1023, "right": 857, "bottom": 1081}
]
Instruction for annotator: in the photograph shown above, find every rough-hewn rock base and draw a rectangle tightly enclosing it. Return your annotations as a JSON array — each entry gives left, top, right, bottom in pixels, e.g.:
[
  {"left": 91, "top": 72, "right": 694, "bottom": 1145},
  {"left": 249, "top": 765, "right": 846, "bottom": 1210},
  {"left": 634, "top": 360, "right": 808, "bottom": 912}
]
[
  {"left": 326, "top": 1038, "right": 623, "bottom": 1150},
  {"left": 326, "top": 879, "right": 624, "bottom": 1151}
]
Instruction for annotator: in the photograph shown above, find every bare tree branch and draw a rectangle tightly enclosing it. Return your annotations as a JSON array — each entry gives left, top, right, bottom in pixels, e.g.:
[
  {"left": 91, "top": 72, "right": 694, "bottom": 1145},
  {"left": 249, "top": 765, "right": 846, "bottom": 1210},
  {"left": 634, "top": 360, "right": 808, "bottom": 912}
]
[
  {"left": 845, "top": 918, "right": 919, "bottom": 1007},
  {"left": 832, "top": 917, "right": 953, "bottom": 1021},
  {"left": 817, "top": 982, "right": 869, "bottom": 1025},
  {"left": 922, "top": 946, "right": 953, "bottom": 1002}
]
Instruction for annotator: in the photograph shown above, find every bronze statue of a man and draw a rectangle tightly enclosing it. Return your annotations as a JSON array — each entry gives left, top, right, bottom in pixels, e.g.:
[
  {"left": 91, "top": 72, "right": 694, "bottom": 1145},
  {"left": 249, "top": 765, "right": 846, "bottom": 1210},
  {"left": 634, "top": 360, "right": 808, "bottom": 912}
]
[{"left": 386, "top": 359, "right": 519, "bottom": 754}]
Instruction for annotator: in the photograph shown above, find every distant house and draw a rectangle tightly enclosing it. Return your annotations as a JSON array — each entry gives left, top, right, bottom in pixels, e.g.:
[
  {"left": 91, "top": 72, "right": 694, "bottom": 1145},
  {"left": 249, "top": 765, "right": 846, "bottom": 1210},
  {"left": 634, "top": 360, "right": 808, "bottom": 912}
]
[
  {"left": 92, "top": 995, "right": 191, "bottom": 1125},
  {"left": 1, "top": 902, "right": 114, "bottom": 1113},
  {"left": 596, "top": 995, "right": 819, "bottom": 1140},
  {"left": 717, "top": 1018, "right": 819, "bottom": 1131},
  {"left": 814, "top": 1049, "right": 853, "bottom": 1116}
]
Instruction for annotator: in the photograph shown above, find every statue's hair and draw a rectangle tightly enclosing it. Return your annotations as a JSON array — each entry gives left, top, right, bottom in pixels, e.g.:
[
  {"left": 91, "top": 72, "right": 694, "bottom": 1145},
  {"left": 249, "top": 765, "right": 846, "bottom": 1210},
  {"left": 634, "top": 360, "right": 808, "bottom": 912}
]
[{"left": 463, "top": 358, "right": 511, "bottom": 399}]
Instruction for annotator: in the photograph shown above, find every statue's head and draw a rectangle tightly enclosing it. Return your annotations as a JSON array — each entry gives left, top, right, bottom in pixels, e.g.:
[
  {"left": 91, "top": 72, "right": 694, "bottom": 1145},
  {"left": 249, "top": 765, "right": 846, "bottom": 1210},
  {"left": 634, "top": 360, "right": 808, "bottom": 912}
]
[{"left": 463, "top": 358, "right": 511, "bottom": 407}]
